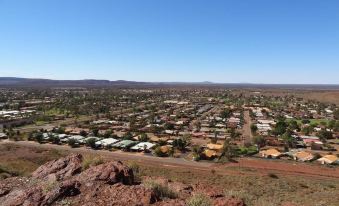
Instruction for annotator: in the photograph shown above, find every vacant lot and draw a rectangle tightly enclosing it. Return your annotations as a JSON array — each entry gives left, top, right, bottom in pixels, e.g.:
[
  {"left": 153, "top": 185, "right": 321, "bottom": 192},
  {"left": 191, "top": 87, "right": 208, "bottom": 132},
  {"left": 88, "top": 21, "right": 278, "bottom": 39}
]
[{"left": 0, "top": 144, "right": 65, "bottom": 178}]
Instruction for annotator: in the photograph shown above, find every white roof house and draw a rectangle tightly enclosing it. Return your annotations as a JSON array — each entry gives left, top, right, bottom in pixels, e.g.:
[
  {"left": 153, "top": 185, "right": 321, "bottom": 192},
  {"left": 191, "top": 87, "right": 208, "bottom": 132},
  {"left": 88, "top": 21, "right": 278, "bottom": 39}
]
[
  {"left": 255, "top": 112, "right": 264, "bottom": 117},
  {"left": 0, "top": 132, "right": 7, "bottom": 138},
  {"left": 215, "top": 123, "right": 226, "bottom": 128},
  {"left": 257, "top": 120, "right": 275, "bottom": 125},
  {"left": 79, "top": 136, "right": 100, "bottom": 144},
  {"left": 325, "top": 109, "right": 333, "bottom": 114},
  {"left": 61, "top": 135, "right": 85, "bottom": 143},
  {"left": 257, "top": 123, "right": 271, "bottom": 131},
  {"left": 95, "top": 138, "right": 119, "bottom": 147},
  {"left": 68, "top": 135, "right": 85, "bottom": 141},
  {"left": 165, "top": 130, "right": 175, "bottom": 135},
  {"left": 130, "top": 142, "right": 155, "bottom": 151},
  {"left": 227, "top": 117, "right": 240, "bottom": 123},
  {"left": 58, "top": 134, "right": 69, "bottom": 139},
  {"left": 300, "top": 136, "right": 320, "bottom": 140},
  {"left": 0, "top": 110, "right": 20, "bottom": 115}
]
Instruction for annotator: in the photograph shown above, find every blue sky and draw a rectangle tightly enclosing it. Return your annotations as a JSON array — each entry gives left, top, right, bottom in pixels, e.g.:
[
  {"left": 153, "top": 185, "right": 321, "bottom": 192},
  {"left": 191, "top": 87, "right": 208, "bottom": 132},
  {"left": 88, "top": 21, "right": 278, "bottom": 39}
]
[{"left": 0, "top": 0, "right": 338, "bottom": 84}]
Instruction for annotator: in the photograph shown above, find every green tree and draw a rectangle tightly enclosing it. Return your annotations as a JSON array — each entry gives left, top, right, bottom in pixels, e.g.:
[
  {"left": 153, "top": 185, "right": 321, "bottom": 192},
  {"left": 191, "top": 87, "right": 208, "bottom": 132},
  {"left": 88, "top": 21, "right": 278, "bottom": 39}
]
[
  {"left": 334, "top": 121, "right": 339, "bottom": 132},
  {"left": 253, "top": 136, "right": 265, "bottom": 148},
  {"left": 328, "top": 120, "right": 336, "bottom": 129},
  {"left": 288, "top": 120, "right": 300, "bottom": 131},
  {"left": 68, "top": 139, "right": 77, "bottom": 148},
  {"left": 211, "top": 130, "right": 218, "bottom": 144},
  {"left": 164, "top": 123, "right": 174, "bottom": 130},
  {"left": 219, "top": 139, "right": 237, "bottom": 161},
  {"left": 173, "top": 135, "right": 191, "bottom": 152},
  {"left": 80, "top": 130, "right": 88, "bottom": 137},
  {"left": 273, "top": 121, "right": 288, "bottom": 136},
  {"left": 123, "top": 132, "right": 133, "bottom": 140},
  {"left": 139, "top": 133, "right": 149, "bottom": 142},
  {"left": 282, "top": 130, "right": 294, "bottom": 151},
  {"left": 302, "top": 126, "right": 313, "bottom": 135},
  {"left": 92, "top": 128, "right": 99, "bottom": 137},
  {"left": 250, "top": 124, "right": 258, "bottom": 134},
  {"left": 104, "top": 129, "right": 113, "bottom": 138},
  {"left": 301, "top": 119, "right": 310, "bottom": 124},
  {"left": 317, "top": 130, "right": 333, "bottom": 141},
  {"left": 49, "top": 135, "right": 60, "bottom": 144},
  {"left": 192, "top": 145, "right": 204, "bottom": 161},
  {"left": 34, "top": 132, "right": 43, "bottom": 144},
  {"left": 86, "top": 138, "right": 97, "bottom": 149},
  {"left": 220, "top": 108, "right": 232, "bottom": 119},
  {"left": 157, "top": 139, "right": 167, "bottom": 146},
  {"left": 334, "top": 110, "right": 339, "bottom": 120},
  {"left": 230, "top": 128, "right": 241, "bottom": 140}
]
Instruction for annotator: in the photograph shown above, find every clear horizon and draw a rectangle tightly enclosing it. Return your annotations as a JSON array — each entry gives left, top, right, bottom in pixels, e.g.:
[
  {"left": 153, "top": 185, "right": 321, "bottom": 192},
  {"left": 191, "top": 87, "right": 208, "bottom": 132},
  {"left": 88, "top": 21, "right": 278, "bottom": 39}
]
[{"left": 1, "top": 0, "right": 339, "bottom": 84}]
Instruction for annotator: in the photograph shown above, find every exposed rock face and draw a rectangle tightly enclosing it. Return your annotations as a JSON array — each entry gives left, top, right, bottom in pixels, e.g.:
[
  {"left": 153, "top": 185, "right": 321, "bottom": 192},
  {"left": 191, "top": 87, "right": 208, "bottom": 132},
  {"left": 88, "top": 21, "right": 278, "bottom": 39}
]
[
  {"left": 76, "top": 183, "right": 157, "bottom": 206},
  {"left": 214, "top": 197, "right": 246, "bottom": 206},
  {"left": 2, "top": 186, "right": 44, "bottom": 206},
  {"left": 2, "top": 180, "right": 81, "bottom": 206},
  {"left": 78, "top": 161, "right": 134, "bottom": 185},
  {"left": 0, "top": 186, "right": 11, "bottom": 197},
  {"left": 32, "top": 153, "right": 83, "bottom": 181},
  {"left": 43, "top": 179, "right": 81, "bottom": 205},
  {"left": 0, "top": 154, "right": 246, "bottom": 206}
]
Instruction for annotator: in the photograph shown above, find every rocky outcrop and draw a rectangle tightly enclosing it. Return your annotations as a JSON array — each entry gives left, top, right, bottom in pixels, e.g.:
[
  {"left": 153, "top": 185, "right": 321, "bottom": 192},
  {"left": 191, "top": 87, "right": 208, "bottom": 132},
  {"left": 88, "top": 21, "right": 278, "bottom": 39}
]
[
  {"left": 76, "top": 183, "right": 157, "bottom": 206},
  {"left": 0, "top": 154, "right": 246, "bottom": 206},
  {"left": 0, "top": 185, "right": 11, "bottom": 197},
  {"left": 32, "top": 153, "right": 83, "bottom": 181},
  {"left": 43, "top": 179, "right": 81, "bottom": 205},
  {"left": 214, "top": 197, "right": 246, "bottom": 206},
  {"left": 78, "top": 161, "right": 134, "bottom": 185}
]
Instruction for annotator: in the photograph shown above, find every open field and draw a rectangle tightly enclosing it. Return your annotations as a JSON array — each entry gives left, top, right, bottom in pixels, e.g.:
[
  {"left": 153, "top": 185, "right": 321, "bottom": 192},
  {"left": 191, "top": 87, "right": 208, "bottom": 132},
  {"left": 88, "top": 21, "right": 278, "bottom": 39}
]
[{"left": 0, "top": 143, "right": 65, "bottom": 177}]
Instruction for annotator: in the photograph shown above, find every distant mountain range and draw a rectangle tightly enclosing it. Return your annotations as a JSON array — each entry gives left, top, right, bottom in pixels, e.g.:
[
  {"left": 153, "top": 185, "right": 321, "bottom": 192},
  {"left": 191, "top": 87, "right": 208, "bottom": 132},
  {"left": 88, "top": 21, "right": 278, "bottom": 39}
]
[
  {"left": 0, "top": 77, "right": 146, "bottom": 87},
  {"left": 0, "top": 77, "right": 339, "bottom": 90},
  {"left": 0, "top": 77, "right": 217, "bottom": 87}
]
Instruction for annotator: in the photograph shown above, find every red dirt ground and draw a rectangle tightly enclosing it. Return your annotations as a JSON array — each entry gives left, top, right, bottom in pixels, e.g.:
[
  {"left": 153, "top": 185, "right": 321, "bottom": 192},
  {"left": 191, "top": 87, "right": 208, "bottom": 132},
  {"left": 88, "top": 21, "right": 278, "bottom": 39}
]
[{"left": 222, "top": 157, "right": 339, "bottom": 178}]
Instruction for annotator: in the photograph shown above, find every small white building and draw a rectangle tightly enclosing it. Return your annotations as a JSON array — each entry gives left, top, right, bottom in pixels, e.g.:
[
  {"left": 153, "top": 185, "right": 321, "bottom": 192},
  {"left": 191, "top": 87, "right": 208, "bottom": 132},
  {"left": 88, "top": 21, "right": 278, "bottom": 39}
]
[
  {"left": 0, "top": 132, "right": 7, "bottom": 139},
  {"left": 130, "top": 142, "right": 155, "bottom": 151},
  {"left": 95, "top": 138, "right": 119, "bottom": 147}
]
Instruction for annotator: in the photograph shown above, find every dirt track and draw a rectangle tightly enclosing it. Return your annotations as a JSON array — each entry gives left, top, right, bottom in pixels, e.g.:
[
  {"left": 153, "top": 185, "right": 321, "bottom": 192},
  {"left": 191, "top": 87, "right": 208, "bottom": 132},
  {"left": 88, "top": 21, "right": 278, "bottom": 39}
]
[
  {"left": 1, "top": 140, "right": 339, "bottom": 179},
  {"left": 242, "top": 110, "right": 252, "bottom": 141}
]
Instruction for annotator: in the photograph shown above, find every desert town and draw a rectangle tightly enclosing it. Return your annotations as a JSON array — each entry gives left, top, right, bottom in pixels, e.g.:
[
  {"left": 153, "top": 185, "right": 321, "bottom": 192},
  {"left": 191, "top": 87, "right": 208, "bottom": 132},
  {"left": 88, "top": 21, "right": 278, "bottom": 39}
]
[{"left": 1, "top": 88, "right": 339, "bottom": 166}]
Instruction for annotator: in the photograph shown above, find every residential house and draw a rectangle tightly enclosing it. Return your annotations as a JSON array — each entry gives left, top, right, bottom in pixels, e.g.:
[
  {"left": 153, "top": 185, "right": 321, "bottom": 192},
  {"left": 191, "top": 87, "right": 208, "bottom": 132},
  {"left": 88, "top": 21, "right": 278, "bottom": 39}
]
[
  {"left": 260, "top": 148, "right": 282, "bottom": 159},
  {"left": 0, "top": 132, "right": 7, "bottom": 139},
  {"left": 317, "top": 155, "right": 339, "bottom": 165},
  {"left": 130, "top": 142, "right": 155, "bottom": 151},
  {"left": 292, "top": 151, "right": 314, "bottom": 162}
]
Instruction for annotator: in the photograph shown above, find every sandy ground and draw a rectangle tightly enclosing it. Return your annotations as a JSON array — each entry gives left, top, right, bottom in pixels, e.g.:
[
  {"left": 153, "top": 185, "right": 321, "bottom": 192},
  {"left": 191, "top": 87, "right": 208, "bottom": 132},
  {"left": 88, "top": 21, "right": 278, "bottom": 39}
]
[{"left": 242, "top": 110, "right": 252, "bottom": 141}]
